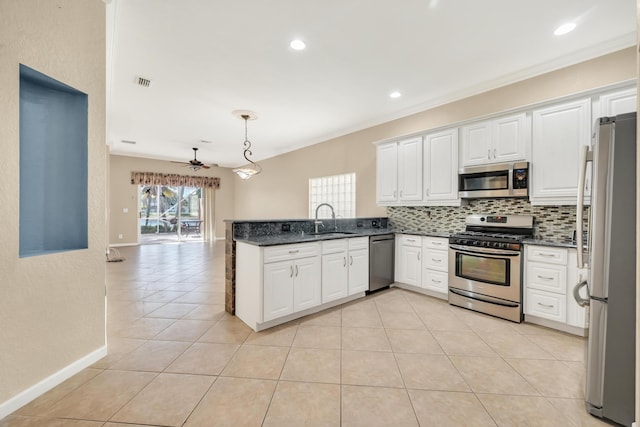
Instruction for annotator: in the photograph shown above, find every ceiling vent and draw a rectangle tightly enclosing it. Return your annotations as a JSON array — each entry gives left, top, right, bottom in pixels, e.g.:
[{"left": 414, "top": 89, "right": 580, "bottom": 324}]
[{"left": 135, "top": 76, "right": 152, "bottom": 88}]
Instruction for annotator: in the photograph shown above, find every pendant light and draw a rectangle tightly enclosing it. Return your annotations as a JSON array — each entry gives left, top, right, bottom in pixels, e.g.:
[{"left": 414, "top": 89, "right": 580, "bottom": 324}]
[{"left": 232, "top": 110, "right": 262, "bottom": 179}]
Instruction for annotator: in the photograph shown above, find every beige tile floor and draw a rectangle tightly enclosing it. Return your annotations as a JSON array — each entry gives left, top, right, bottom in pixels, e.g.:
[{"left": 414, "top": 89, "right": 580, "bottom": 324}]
[{"left": 1, "top": 241, "right": 614, "bottom": 427}]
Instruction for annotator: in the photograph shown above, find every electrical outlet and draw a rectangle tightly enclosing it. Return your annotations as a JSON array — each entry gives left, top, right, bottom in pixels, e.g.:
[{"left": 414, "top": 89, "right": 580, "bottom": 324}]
[
  {"left": 281, "top": 223, "right": 291, "bottom": 232},
  {"left": 123, "top": 208, "right": 128, "bottom": 213},
  {"left": 371, "top": 220, "right": 378, "bottom": 228},
  {"left": 118, "top": 234, "right": 123, "bottom": 239},
  {"left": 357, "top": 221, "right": 363, "bottom": 227}
]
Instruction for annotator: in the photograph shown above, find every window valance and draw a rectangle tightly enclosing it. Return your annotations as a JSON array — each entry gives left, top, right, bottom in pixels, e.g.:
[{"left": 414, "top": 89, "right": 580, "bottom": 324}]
[{"left": 131, "top": 172, "right": 220, "bottom": 189}]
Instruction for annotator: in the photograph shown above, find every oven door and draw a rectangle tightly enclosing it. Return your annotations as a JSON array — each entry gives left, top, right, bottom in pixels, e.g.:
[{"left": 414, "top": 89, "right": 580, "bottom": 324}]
[{"left": 448, "top": 244, "right": 522, "bottom": 303}]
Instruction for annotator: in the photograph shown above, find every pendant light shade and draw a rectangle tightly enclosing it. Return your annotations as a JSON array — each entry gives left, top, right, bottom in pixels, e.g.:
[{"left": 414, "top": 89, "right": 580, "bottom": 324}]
[{"left": 232, "top": 110, "right": 261, "bottom": 179}]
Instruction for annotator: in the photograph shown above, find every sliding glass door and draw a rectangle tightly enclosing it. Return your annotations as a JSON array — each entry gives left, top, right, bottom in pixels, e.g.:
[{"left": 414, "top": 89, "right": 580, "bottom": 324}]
[{"left": 138, "top": 185, "right": 203, "bottom": 243}]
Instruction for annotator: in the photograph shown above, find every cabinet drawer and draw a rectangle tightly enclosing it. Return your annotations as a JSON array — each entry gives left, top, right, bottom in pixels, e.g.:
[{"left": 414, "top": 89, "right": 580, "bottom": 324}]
[
  {"left": 525, "top": 288, "right": 566, "bottom": 323},
  {"left": 264, "top": 242, "right": 321, "bottom": 263},
  {"left": 348, "top": 236, "right": 369, "bottom": 251},
  {"left": 423, "top": 248, "right": 448, "bottom": 272},
  {"left": 423, "top": 237, "right": 448, "bottom": 250},
  {"left": 400, "top": 234, "right": 422, "bottom": 247},
  {"left": 422, "top": 269, "right": 448, "bottom": 293},
  {"left": 322, "top": 239, "right": 348, "bottom": 254},
  {"left": 527, "top": 245, "right": 568, "bottom": 265},
  {"left": 526, "top": 262, "right": 566, "bottom": 293}
]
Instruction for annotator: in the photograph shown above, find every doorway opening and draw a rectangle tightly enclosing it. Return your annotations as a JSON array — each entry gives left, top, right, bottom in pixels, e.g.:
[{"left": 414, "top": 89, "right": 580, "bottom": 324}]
[{"left": 138, "top": 185, "right": 203, "bottom": 244}]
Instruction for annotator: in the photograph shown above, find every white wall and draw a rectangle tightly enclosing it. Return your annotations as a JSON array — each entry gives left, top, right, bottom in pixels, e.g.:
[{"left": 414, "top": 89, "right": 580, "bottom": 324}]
[{"left": 0, "top": 0, "right": 106, "bottom": 416}]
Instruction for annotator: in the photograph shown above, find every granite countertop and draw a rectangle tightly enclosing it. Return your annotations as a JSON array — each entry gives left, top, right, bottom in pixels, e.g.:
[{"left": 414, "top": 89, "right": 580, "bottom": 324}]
[
  {"left": 235, "top": 228, "right": 397, "bottom": 246},
  {"left": 523, "top": 238, "right": 579, "bottom": 248},
  {"left": 393, "top": 230, "right": 451, "bottom": 239}
]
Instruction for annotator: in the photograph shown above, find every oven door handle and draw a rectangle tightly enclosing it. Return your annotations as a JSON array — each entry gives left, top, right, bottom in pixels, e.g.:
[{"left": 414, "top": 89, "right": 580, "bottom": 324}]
[
  {"left": 449, "top": 245, "right": 521, "bottom": 257},
  {"left": 449, "top": 288, "right": 520, "bottom": 308}
]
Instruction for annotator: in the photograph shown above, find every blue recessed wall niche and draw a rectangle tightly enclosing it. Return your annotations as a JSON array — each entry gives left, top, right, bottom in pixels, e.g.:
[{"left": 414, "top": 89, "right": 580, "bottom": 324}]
[{"left": 19, "top": 64, "right": 88, "bottom": 257}]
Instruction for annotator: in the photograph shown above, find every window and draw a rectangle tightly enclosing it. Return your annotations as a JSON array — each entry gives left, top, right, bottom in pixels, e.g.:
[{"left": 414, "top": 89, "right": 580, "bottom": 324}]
[{"left": 309, "top": 173, "right": 356, "bottom": 218}]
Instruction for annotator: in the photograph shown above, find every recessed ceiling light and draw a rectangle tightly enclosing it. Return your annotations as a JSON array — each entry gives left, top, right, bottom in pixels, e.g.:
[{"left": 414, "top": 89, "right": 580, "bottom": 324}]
[
  {"left": 554, "top": 22, "right": 576, "bottom": 36},
  {"left": 290, "top": 39, "right": 306, "bottom": 50},
  {"left": 390, "top": 91, "right": 401, "bottom": 99}
]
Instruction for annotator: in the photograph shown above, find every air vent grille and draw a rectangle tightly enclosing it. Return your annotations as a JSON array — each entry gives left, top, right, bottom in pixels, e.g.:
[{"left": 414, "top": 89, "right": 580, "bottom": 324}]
[{"left": 135, "top": 76, "right": 152, "bottom": 87}]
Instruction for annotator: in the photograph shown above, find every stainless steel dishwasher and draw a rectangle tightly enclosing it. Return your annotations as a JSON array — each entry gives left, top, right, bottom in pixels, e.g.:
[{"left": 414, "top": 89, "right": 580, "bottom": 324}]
[{"left": 369, "top": 234, "right": 395, "bottom": 292}]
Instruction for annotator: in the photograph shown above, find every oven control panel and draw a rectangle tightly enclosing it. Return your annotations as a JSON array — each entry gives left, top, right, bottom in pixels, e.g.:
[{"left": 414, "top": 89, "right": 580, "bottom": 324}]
[{"left": 449, "top": 237, "right": 521, "bottom": 251}]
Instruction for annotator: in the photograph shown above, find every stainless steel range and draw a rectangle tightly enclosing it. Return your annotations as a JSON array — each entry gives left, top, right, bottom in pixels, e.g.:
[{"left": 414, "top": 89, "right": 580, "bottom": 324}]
[{"left": 448, "top": 214, "right": 534, "bottom": 323}]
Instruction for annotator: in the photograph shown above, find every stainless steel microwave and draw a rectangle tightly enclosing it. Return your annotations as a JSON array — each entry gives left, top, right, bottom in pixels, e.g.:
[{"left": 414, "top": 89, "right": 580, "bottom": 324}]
[{"left": 458, "top": 162, "right": 529, "bottom": 199}]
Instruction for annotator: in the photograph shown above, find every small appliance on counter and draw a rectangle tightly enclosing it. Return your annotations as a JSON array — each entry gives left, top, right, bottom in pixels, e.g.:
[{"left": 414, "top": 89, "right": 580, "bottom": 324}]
[{"left": 448, "top": 214, "right": 534, "bottom": 322}]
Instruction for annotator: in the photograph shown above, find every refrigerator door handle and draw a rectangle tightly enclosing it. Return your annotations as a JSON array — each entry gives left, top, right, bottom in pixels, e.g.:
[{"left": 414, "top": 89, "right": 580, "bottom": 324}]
[
  {"left": 573, "top": 279, "right": 590, "bottom": 307},
  {"left": 576, "top": 145, "right": 592, "bottom": 268}
]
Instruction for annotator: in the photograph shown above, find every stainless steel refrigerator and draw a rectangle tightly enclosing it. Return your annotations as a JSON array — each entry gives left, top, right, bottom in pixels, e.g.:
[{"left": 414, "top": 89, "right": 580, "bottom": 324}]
[{"left": 575, "top": 112, "right": 636, "bottom": 426}]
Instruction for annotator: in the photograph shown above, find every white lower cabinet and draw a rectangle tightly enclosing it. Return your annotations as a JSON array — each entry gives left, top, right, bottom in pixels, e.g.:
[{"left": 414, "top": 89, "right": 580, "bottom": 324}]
[
  {"left": 524, "top": 245, "right": 588, "bottom": 334},
  {"left": 263, "top": 247, "right": 321, "bottom": 322},
  {"left": 395, "top": 235, "right": 422, "bottom": 287},
  {"left": 322, "top": 237, "right": 369, "bottom": 303},
  {"left": 421, "top": 237, "right": 448, "bottom": 295},
  {"left": 395, "top": 234, "right": 448, "bottom": 299}
]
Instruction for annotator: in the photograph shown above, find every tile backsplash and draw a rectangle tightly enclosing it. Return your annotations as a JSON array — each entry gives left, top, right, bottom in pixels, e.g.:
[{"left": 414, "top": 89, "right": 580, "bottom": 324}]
[{"left": 388, "top": 199, "right": 589, "bottom": 241}]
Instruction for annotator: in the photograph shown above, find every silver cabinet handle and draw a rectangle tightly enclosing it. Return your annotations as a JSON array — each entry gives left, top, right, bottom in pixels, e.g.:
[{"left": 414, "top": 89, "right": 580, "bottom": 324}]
[
  {"left": 295, "top": 265, "right": 299, "bottom": 277},
  {"left": 393, "top": 190, "right": 397, "bottom": 198},
  {"left": 417, "top": 252, "right": 421, "bottom": 261},
  {"left": 432, "top": 242, "right": 443, "bottom": 246},
  {"left": 538, "top": 253, "right": 555, "bottom": 258},
  {"left": 493, "top": 148, "right": 497, "bottom": 159},
  {"left": 289, "top": 250, "right": 299, "bottom": 254},
  {"left": 290, "top": 265, "right": 294, "bottom": 277},
  {"left": 400, "top": 190, "right": 403, "bottom": 198},
  {"left": 487, "top": 149, "right": 491, "bottom": 159},
  {"left": 350, "top": 255, "right": 353, "bottom": 266},
  {"left": 537, "top": 275, "right": 554, "bottom": 280},
  {"left": 432, "top": 258, "right": 441, "bottom": 262},
  {"left": 425, "top": 188, "right": 430, "bottom": 197},
  {"left": 343, "top": 257, "right": 346, "bottom": 267},
  {"left": 407, "top": 238, "right": 416, "bottom": 242},
  {"left": 432, "top": 279, "right": 442, "bottom": 284},
  {"left": 537, "top": 302, "right": 555, "bottom": 308}
]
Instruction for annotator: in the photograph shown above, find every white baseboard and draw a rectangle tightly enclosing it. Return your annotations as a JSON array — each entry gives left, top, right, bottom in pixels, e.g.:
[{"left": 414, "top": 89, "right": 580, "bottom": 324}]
[
  {"left": 0, "top": 345, "right": 107, "bottom": 420},
  {"left": 109, "top": 243, "right": 138, "bottom": 248}
]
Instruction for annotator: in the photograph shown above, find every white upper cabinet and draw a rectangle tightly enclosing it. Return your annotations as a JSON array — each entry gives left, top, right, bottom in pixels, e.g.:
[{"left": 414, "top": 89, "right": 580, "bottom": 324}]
[
  {"left": 530, "top": 98, "right": 591, "bottom": 205},
  {"left": 597, "top": 87, "right": 637, "bottom": 117},
  {"left": 376, "top": 137, "right": 422, "bottom": 205},
  {"left": 424, "top": 128, "right": 459, "bottom": 205},
  {"left": 376, "top": 142, "right": 398, "bottom": 203},
  {"left": 461, "top": 113, "right": 527, "bottom": 166},
  {"left": 398, "top": 137, "right": 423, "bottom": 202}
]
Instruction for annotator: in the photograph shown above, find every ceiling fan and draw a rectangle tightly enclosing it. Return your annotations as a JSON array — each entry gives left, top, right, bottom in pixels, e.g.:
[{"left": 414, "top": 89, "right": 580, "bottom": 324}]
[{"left": 172, "top": 147, "right": 211, "bottom": 171}]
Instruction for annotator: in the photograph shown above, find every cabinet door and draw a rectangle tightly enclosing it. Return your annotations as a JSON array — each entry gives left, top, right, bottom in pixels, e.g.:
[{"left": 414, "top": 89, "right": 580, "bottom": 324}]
[
  {"left": 397, "top": 244, "right": 421, "bottom": 287},
  {"left": 461, "top": 122, "right": 491, "bottom": 166},
  {"left": 599, "top": 88, "right": 637, "bottom": 117},
  {"left": 348, "top": 248, "right": 369, "bottom": 295},
  {"left": 376, "top": 142, "right": 398, "bottom": 204},
  {"left": 424, "top": 129, "right": 459, "bottom": 204},
  {"left": 398, "top": 137, "right": 423, "bottom": 202},
  {"left": 531, "top": 98, "right": 591, "bottom": 205},
  {"left": 263, "top": 261, "right": 294, "bottom": 321},
  {"left": 321, "top": 252, "right": 348, "bottom": 303},
  {"left": 493, "top": 113, "right": 527, "bottom": 162},
  {"left": 294, "top": 257, "right": 321, "bottom": 312}
]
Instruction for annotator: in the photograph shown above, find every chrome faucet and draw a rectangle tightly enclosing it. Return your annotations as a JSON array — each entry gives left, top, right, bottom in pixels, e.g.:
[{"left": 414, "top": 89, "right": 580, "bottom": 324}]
[{"left": 314, "top": 203, "right": 336, "bottom": 234}]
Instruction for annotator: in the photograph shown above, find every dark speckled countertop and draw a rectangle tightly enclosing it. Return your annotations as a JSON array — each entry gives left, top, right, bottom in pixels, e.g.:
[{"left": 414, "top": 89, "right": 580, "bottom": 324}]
[
  {"left": 523, "top": 238, "right": 579, "bottom": 248},
  {"left": 234, "top": 228, "right": 397, "bottom": 246}
]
